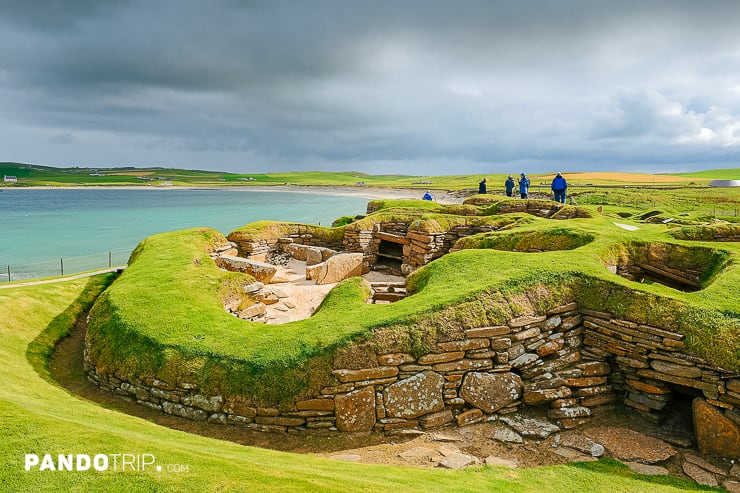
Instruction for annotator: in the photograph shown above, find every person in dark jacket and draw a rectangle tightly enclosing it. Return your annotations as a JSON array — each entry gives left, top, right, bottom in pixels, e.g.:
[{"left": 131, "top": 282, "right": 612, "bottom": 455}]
[
  {"left": 504, "top": 175, "right": 515, "bottom": 197},
  {"left": 551, "top": 172, "right": 567, "bottom": 204},
  {"left": 478, "top": 177, "right": 488, "bottom": 194},
  {"left": 518, "top": 173, "right": 530, "bottom": 199},
  {"left": 422, "top": 190, "right": 433, "bottom": 201}
]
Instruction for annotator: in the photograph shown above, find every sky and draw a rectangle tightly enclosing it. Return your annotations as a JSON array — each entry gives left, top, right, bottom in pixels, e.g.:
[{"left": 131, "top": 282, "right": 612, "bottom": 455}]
[{"left": 1, "top": 1, "right": 740, "bottom": 175}]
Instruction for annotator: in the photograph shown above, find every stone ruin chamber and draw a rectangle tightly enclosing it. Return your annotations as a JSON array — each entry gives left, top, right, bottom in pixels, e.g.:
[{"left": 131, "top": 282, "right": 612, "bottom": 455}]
[{"left": 85, "top": 203, "right": 740, "bottom": 461}]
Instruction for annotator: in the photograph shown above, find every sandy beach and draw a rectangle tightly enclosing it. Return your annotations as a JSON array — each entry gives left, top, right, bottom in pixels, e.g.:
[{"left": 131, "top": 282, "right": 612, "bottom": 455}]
[{"left": 10, "top": 184, "right": 469, "bottom": 204}]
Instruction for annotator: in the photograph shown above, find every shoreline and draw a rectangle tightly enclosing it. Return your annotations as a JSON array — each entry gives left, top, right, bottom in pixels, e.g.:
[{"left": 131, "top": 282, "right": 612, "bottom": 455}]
[{"left": 1, "top": 184, "right": 469, "bottom": 204}]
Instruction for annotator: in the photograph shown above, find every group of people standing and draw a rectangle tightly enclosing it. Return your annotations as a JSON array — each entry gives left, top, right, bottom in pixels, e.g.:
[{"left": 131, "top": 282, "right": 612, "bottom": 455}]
[{"left": 478, "top": 172, "right": 567, "bottom": 203}]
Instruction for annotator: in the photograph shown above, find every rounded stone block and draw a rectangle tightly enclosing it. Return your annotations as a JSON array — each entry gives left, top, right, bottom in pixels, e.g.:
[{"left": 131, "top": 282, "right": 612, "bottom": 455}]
[
  {"left": 383, "top": 371, "right": 445, "bottom": 419},
  {"left": 335, "top": 386, "right": 376, "bottom": 432},
  {"left": 460, "top": 372, "right": 522, "bottom": 413},
  {"left": 693, "top": 397, "right": 740, "bottom": 459}
]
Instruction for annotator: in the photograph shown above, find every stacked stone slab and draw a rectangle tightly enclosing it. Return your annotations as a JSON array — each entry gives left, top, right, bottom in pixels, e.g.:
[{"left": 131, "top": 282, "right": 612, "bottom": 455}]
[
  {"left": 86, "top": 301, "right": 608, "bottom": 433},
  {"left": 342, "top": 229, "right": 375, "bottom": 273},
  {"left": 215, "top": 255, "right": 277, "bottom": 283},
  {"left": 228, "top": 224, "right": 344, "bottom": 258},
  {"left": 208, "top": 242, "right": 239, "bottom": 259},
  {"left": 581, "top": 308, "right": 740, "bottom": 457},
  {"left": 368, "top": 281, "right": 407, "bottom": 304},
  {"left": 497, "top": 201, "right": 591, "bottom": 219},
  {"left": 230, "top": 202, "right": 593, "bottom": 278},
  {"left": 343, "top": 223, "right": 508, "bottom": 275},
  {"left": 86, "top": 300, "right": 740, "bottom": 458}
]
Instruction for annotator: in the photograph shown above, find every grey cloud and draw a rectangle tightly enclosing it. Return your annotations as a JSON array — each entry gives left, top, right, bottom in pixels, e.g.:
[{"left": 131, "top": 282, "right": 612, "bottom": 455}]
[{"left": 2, "top": 1, "right": 740, "bottom": 172}]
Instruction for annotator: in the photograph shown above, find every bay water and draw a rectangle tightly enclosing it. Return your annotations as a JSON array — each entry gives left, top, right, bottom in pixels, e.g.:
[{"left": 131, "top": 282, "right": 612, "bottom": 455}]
[{"left": 0, "top": 188, "right": 368, "bottom": 281}]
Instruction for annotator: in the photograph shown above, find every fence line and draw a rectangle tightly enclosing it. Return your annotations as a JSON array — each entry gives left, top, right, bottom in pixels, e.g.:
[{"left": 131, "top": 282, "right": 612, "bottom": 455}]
[{"left": 2, "top": 249, "right": 133, "bottom": 283}]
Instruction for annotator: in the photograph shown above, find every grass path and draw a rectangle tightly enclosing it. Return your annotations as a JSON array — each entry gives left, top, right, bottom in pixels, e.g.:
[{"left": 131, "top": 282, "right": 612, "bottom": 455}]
[
  {"left": 0, "top": 267, "right": 123, "bottom": 290},
  {"left": 0, "top": 275, "right": 716, "bottom": 492}
]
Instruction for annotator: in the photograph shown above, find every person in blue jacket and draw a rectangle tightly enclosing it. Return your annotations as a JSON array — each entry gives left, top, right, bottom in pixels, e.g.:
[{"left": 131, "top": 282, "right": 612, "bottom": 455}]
[
  {"left": 478, "top": 177, "right": 488, "bottom": 194},
  {"left": 422, "top": 190, "right": 434, "bottom": 201},
  {"left": 504, "top": 175, "right": 515, "bottom": 197},
  {"left": 551, "top": 172, "right": 567, "bottom": 204},
  {"left": 518, "top": 173, "right": 530, "bottom": 199}
]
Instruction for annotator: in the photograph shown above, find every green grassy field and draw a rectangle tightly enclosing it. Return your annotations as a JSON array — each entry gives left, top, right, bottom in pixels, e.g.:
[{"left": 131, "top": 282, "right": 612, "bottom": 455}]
[
  {"left": 568, "top": 187, "right": 740, "bottom": 221},
  {"left": 0, "top": 275, "right": 718, "bottom": 492},
  {"left": 667, "top": 168, "right": 740, "bottom": 180},
  {"left": 3, "top": 161, "right": 739, "bottom": 189}
]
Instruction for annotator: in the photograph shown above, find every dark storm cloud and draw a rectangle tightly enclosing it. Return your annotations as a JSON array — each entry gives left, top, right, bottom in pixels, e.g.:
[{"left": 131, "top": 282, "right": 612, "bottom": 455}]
[{"left": 1, "top": 0, "right": 740, "bottom": 172}]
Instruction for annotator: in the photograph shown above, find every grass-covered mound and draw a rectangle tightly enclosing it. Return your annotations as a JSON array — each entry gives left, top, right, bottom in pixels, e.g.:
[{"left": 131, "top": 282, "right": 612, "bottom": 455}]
[
  {"left": 88, "top": 207, "right": 740, "bottom": 406},
  {"left": 463, "top": 194, "right": 499, "bottom": 206},
  {"left": 345, "top": 199, "right": 533, "bottom": 233},
  {"left": 2, "top": 277, "right": 719, "bottom": 491},
  {"left": 348, "top": 211, "right": 528, "bottom": 234},
  {"left": 669, "top": 223, "right": 740, "bottom": 241},
  {"left": 87, "top": 228, "right": 383, "bottom": 404},
  {"left": 366, "top": 199, "right": 445, "bottom": 214},
  {"left": 453, "top": 227, "right": 595, "bottom": 252},
  {"left": 604, "top": 241, "right": 731, "bottom": 290},
  {"left": 228, "top": 220, "right": 345, "bottom": 245}
]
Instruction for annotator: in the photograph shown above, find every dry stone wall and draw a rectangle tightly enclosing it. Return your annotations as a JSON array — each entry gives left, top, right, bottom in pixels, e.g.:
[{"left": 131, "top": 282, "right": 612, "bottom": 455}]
[
  {"left": 229, "top": 226, "right": 344, "bottom": 258},
  {"left": 343, "top": 222, "right": 507, "bottom": 275},
  {"left": 85, "top": 301, "right": 740, "bottom": 457}
]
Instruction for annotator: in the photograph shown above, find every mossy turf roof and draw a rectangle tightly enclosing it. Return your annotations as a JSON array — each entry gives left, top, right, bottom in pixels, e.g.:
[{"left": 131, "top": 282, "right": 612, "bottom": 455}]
[{"left": 88, "top": 200, "right": 740, "bottom": 404}]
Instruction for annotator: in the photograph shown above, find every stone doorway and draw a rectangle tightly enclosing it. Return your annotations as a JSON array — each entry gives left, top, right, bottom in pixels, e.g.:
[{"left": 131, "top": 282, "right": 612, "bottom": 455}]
[{"left": 375, "top": 239, "right": 404, "bottom": 276}]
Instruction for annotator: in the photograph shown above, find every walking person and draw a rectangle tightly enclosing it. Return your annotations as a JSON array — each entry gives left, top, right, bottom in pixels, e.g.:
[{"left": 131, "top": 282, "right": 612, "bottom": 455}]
[
  {"left": 478, "top": 177, "right": 488, "bottom": 194},
  {"left": 551, "top": 172, "right": 567, "bottom": 204},
  {"left": 518, "top": 173, "right": 530, "bottom": 199},
  {"left": 504, "top": 175, "right": 515, "bottom": 197}
]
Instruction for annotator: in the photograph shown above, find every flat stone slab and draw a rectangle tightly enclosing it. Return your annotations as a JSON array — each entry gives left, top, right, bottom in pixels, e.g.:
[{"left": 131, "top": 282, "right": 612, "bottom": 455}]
[
  {"left": 485, "top": 456, "right": 519, "bottom": 468},
  {"left": 242, "top": 281, "right": 264, "bottom": 293},
  {"left": 431, "top": 432, "right": 465, "bottom": 443},
  {"left": 334, "top": 386, "right": 375, "bottom": 432},
  {"left": 437, "top": 444, "right": 461, "bottom": 457},
  {"left": 500, "top": 415, "right": 560, "bottom": 439},
  {"left": 684, "top": 454, "right": 727, "bottom": 475},
  {"left": 383, "top": 371, "right": 444, "bottom": 419},
  {"left": 625, "top": 462, "right": 669, "bottom": 476},
  {"left": 492, "top": 426, "right": 523, "bottom": 444},
  {"left": 398, "top": 447, "right": 441, "bottom": 461},
  {"left": 307, "top": 253, "right": 363, "bottom": 285},
  {"left": 683, "top": 462, "right": 719, "bottom": 487},
  {"left": 438, "top": 452, "right": 478, "bottom": 469},
  {"left": 551, "top": 447, "right": 597, "bottom": 462},
  {"left": 216, "top": 255, "right": 277, "bottom": 283},
  {"left": 560, "top": 433, "right": 605, "bottom": 457},
  {"left": 725, "top": 481, "right": 740, "bottom": 493},
  {"left": 583, "top": 427, "right": 676, "bottom": 463},
  {"left": 460, "top": 371, "right": 522, "bottom": 413}
]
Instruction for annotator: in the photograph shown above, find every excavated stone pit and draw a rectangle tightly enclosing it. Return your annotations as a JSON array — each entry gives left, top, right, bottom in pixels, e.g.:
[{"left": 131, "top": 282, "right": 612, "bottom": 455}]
[{"left": 606, "top": 242, "right": 728, "bottom": 292}]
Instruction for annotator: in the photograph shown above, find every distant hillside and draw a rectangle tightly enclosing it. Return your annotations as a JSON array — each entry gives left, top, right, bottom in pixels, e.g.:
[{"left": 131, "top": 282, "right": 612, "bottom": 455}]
[
  {"left": 0, "top": 162, "right": 226, "bottom": 186},
  {"left": 3, "top": 161, "right": 739, "bottom": 188},
  {"left": 666, "top": 168, "right": 740, "bottom": 180}
]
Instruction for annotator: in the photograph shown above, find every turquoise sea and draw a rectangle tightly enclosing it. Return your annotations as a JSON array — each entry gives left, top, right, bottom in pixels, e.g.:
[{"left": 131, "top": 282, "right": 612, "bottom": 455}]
[{"left": 0, "top": 188, "right": 368, "bottom": 281}]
